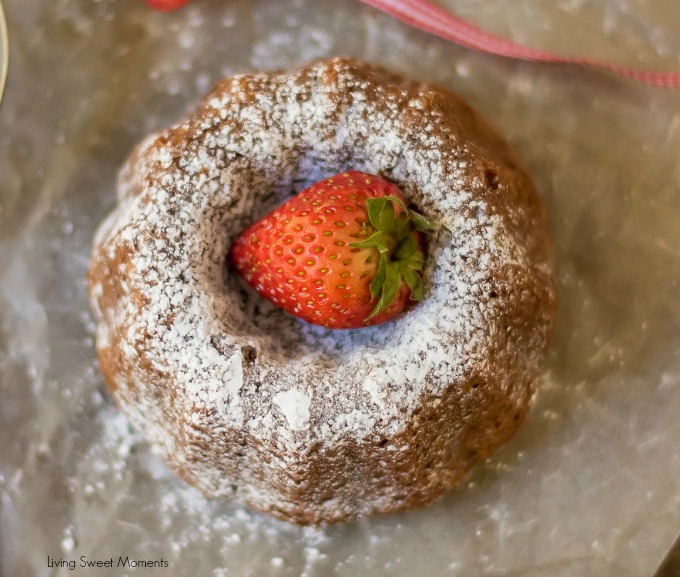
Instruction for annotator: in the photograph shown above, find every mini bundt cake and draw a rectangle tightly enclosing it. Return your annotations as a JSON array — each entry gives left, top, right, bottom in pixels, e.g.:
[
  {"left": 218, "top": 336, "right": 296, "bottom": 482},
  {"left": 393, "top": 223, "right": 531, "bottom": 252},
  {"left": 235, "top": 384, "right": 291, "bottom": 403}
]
[{"left": 88, "top": 57, "right": 557, "bottom": 525}]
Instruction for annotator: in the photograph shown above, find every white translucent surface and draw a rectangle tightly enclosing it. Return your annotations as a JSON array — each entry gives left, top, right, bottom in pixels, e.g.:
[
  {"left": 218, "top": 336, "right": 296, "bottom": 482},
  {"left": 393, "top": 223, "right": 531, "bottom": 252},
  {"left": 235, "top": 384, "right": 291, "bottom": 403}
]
[{"left": 1, "top": 0, "right": 680, "bottom": 575}]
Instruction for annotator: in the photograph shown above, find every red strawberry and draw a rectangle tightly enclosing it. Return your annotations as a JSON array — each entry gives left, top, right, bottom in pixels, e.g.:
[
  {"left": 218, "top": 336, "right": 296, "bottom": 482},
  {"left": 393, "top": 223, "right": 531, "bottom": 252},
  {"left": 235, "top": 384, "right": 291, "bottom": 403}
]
[
  {"left": 229, "top": 171, "right": 432, "bottom": 330},
  {"left": 145, "top": 0, "right": 191, "bottom": 12}
]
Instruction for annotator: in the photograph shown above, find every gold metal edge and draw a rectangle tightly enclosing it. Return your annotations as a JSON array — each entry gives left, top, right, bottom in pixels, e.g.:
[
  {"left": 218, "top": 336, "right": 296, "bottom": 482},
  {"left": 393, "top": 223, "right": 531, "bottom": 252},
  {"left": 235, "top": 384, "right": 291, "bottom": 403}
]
[{"left": 0, "top": 1, "right": 8, "bottom": 104}]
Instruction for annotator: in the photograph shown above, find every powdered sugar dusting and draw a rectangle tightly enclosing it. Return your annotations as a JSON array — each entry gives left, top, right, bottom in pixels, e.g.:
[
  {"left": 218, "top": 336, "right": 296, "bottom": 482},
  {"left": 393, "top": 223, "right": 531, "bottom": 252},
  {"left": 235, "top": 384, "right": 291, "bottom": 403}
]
[
  {"left": 274, "top": 388, "right": 311, "bottom": 431},
  {"left": 88, "top": 58, "right": 555, "bottom": 523}
]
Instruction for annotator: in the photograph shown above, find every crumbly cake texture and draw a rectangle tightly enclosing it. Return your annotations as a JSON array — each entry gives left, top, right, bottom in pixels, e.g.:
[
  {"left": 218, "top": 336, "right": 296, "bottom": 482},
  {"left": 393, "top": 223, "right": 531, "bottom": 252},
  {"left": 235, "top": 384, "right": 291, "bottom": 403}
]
[{"left": 88, "top": 57, "right": 556, "bottom": 525}]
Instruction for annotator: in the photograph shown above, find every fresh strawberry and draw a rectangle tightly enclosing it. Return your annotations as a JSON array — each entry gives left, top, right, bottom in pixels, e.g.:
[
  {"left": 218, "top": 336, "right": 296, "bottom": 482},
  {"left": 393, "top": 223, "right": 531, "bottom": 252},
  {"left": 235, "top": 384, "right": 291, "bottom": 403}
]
[
  {"left": 229, "top": 171, "right": 433, "bottom": 329},
  {"left": 145, "top": 0, "right": 191, "bottom": 12}
]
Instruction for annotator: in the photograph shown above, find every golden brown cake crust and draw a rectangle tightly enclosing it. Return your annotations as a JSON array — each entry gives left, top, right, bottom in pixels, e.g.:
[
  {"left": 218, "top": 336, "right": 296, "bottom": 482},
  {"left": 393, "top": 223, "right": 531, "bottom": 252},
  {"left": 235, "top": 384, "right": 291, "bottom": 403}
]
[{"left": 88, "top": 57, "right": 556, "bottom": 525}]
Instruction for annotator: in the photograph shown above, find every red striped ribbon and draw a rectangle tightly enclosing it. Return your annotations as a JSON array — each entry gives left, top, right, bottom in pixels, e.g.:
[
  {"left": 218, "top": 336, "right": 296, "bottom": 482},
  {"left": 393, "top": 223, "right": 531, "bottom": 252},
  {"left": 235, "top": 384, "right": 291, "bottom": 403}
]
[{"left": 361, "top": 0, "right": 680, "bottom": 88}]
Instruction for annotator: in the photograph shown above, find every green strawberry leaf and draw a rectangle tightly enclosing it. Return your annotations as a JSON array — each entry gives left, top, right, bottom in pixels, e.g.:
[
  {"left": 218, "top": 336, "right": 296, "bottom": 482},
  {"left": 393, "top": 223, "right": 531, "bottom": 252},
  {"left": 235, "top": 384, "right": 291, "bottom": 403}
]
[
  {"left": 402, "top": 267, "right": 419, "bottom": 292},
  {"left": 366, "top": 195, "right": 433, "bottom": 230},
  {"left": 405, "top": 250, "right": 424, "bottom": 271},
  {"left": 366, "top": 197, "right": 388, "bottom": 229},
  {"left": 381, "top": 194, "right": 407, "bottom": 212},
  {"left": 410, "top": 279, "right": 424, "bottom": 301},
  {"left": 382, "top": 264, "right": 401, "bottom": 307},
  {"left": 393, "top": 234, "right": 418, "bottom": 260},
  {"left": 410, "top": 210, "right": 435, "bottom": 232},
  {"left": 369, "top": 254, "right": 387, "bottom": 299},
  {"left": 350, "top": 231, "right": 386, "bottom": 251},
  {"left": 373, "top": 197, "right": 397, "bottom": 232},
  {"left": 366, "top": 197, "right": 382, "bottom": 227},
  {"left": 403, "top": 269, "right": 424, "bottom": 300},
  {"left": 367, "top": 262, "right": 401, "bottom": 320},
  {"left": 359, "top": 194, "right": 436, "bottom": 321}
]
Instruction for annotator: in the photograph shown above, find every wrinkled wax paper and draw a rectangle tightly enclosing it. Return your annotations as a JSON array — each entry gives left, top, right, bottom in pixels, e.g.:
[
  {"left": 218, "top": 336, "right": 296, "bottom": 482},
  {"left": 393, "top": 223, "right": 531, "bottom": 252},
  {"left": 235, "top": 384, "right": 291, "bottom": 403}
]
[{"left": 1, "top": 0, "right": 680, "bottom": 576}]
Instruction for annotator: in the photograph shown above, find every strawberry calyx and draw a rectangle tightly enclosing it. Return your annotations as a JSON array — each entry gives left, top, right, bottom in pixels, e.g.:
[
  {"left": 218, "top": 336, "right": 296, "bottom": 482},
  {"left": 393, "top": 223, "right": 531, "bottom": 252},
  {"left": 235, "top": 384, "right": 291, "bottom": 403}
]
[{"left": 349, "top": 195, "right": 433, "bottom": 320}]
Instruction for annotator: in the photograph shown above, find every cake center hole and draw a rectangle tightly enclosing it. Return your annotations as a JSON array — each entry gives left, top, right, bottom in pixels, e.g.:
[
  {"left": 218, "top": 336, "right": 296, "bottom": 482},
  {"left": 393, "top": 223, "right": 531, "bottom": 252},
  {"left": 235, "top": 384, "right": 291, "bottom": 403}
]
[{"left": 215, "top": 162, "right": 426, "bottom": 361}]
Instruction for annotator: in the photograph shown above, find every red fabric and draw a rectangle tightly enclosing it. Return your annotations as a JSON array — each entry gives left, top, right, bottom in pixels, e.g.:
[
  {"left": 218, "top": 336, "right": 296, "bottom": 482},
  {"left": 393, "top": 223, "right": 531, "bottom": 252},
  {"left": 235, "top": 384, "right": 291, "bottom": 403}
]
[{"left": 361, "top": 0, "right": 680, "bottom": 88}]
